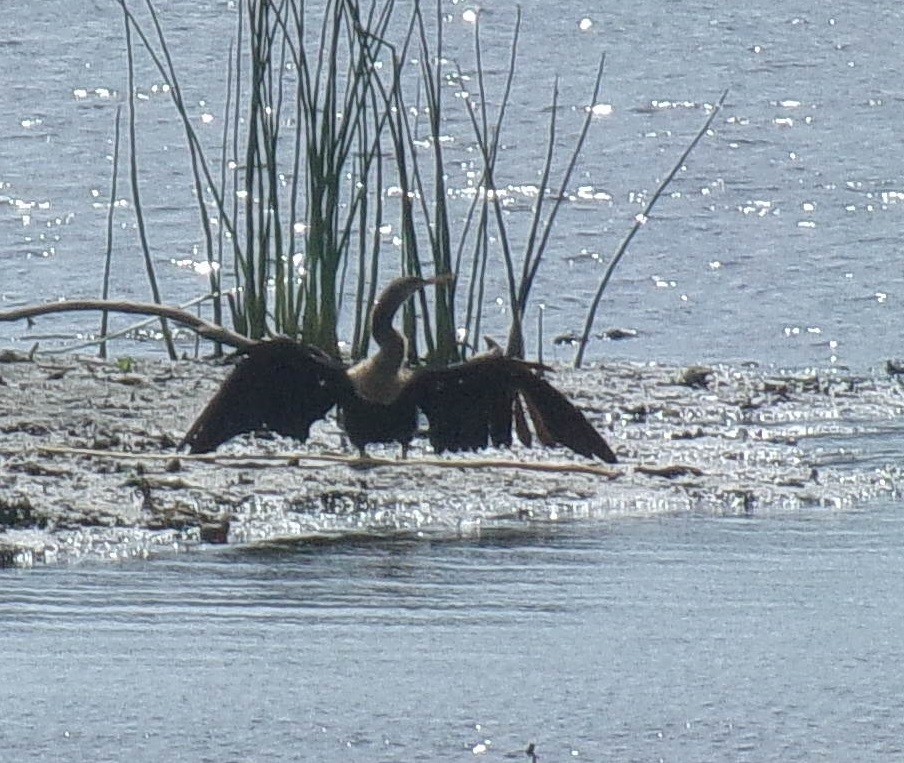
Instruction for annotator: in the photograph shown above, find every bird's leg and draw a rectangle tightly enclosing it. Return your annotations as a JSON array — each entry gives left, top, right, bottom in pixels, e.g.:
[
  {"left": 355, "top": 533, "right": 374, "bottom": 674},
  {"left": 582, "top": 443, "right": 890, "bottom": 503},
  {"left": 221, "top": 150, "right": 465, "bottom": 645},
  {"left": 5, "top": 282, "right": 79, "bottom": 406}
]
[
  {"left": 348, "top": 444, "right": 379, "bottom": 472},
  {"left": 400, "top": 442, "right": 409, "bottom": 460}
]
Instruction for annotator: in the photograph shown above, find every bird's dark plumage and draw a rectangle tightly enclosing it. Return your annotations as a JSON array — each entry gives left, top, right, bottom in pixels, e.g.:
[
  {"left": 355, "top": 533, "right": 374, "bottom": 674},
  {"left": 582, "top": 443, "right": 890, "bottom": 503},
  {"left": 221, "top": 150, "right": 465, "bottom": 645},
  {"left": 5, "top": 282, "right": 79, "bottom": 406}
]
[
  {"left": 181, "top": 277, "right": 617, "bottom": 462},
  {"left": 181, "top": 340, "right": 350, "bottom": 455}
]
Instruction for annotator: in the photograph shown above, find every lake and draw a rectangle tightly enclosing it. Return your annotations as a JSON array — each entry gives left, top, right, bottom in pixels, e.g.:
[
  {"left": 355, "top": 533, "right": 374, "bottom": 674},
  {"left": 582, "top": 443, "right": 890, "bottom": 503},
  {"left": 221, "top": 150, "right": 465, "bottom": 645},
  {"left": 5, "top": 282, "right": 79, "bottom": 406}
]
[
  {"left": 4, "top": 508, "right": 904, "bottom": 761},
  {"left": 2, "top": 1, "right": 904, "bottom": 760},
  {"left": 3, "top": 0, "right": 904, "bottom": 369}
]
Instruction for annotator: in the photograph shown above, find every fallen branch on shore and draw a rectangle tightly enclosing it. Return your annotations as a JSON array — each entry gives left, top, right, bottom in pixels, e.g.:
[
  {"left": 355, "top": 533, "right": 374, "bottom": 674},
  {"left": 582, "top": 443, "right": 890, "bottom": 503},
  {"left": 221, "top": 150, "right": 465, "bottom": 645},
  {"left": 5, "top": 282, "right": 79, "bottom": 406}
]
[
  {"left": 20, "top": 444, "right": 625, "bottom": 479},
  {"left": 4, "top": 444, "right": 705, "bottom": 481},
  {"left": 0, "top": 300, "right": 254, "bottom": 351}
]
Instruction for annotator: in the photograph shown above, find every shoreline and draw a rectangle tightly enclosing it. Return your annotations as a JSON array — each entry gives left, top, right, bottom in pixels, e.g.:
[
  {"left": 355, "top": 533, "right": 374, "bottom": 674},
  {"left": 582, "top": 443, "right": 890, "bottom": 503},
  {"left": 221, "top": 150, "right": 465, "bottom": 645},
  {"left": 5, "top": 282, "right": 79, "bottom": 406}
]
[{"left": 1, "top": 352, "right": 901, "bottom": 567}]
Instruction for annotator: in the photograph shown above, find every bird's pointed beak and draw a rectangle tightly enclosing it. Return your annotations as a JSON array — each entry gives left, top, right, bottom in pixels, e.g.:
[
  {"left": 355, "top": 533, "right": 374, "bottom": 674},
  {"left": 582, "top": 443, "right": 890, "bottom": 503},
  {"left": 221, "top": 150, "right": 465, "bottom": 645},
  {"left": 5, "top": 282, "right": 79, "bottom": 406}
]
[{"left": 424, "top": 272, "right": 456, "bottom": 288}]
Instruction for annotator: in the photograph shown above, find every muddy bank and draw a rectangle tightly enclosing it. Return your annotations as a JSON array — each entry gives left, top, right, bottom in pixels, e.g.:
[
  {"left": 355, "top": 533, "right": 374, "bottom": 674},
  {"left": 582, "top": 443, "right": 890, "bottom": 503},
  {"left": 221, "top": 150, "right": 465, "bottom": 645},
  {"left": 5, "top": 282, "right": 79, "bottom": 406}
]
[{"left": 1, "top": 352, "right": 902, "bottom": 566}]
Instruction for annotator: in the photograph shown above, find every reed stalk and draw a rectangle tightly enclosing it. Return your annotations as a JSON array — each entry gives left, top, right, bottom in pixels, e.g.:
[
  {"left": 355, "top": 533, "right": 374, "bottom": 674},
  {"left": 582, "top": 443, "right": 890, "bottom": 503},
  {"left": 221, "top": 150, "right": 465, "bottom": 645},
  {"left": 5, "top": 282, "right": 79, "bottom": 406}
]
[
  {"left": 413, "top": 2, "right": 456, "bottom": 364},
  {"left": 573, "top": 89, "right": 728, "bottom": 368},
  {"left": 457, "top": 12, "right": 521, "bottom": 357},
  {"left": 111, "top": 0, "right": 637, "bottom": 373},
  {"left": 510, "top": 55, "right": 606, "bottom": 357},
  {"left": 208, "top": 37, "right": 236, "bottom": 357},
  {"left": 118, "top": 1, "right": 244, "bottom": 294},
  {"left": 98, "top": 106, "right": 122, "bottom": 360},
  {"left": 141, "top": 0, "right": 226, "bottom": 332},
  {"left": 122, "top": 8, "right": 177, "bottom": 360},
  {"left": 457, "top": 18, "right": 606, "bottom": 359}
]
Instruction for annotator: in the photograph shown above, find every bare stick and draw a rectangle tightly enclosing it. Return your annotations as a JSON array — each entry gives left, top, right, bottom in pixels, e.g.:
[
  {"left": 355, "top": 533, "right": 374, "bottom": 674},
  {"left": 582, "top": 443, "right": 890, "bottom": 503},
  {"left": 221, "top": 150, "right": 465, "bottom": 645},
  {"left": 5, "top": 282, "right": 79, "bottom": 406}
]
[
  {"left": 43, "top": 294, "right": 215, "bottom": 354},
  {"left": 31, "top": 444, "right": 623, "bottom": 480},
  {"left": 0, "top": 300, "right": 255, "bottom": 352}
]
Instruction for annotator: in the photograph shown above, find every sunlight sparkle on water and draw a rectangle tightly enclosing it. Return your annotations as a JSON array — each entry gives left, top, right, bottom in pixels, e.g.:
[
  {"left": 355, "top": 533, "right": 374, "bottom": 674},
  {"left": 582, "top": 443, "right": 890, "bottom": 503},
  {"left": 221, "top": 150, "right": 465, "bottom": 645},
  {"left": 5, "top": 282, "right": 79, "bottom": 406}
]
[
  {"left": 738, "top": 199, "right": 773, "bottom": 217},
  {"left": 386, "top": 186, "right": 419, "bottom": 200},
  {"left": 170, "top": 258, "right": 219, "bottom": 276},
  {"left": 507, "top": 184, "right": 539, "bottom": 198},
  {"left": 579, "top": 17, "right": 593, "bottom": 30},
  {"left": 576, "top": 186, "right": 612, "bottom": 202},
  {"left": 651, "top": 100, "right": 698, "bottom": 110},
  {"left": 72, "top": 87, "right": 116, "bottom": 100}
]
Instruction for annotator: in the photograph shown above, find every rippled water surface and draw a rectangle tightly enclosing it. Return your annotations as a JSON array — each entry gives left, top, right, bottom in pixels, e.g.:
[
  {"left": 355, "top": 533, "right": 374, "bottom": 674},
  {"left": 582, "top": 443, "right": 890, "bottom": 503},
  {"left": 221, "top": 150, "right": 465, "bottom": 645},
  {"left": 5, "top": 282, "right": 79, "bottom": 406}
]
[
  {"left": 4, "top": 2, "right": 904, "bottom": 760},
  {"left": 4, "top": 509, "right": 904, "bottom": 761},
  {"left": 2, "top": 0, "right": 904, "bottom": 368}
]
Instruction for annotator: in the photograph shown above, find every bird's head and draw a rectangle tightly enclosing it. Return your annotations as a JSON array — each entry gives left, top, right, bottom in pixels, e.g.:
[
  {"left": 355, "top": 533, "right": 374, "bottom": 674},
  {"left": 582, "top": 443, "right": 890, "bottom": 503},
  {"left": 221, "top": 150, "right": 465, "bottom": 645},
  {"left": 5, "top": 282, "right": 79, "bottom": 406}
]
[{"left": 372, "top": 273, "right": 455, "bottom": 325}]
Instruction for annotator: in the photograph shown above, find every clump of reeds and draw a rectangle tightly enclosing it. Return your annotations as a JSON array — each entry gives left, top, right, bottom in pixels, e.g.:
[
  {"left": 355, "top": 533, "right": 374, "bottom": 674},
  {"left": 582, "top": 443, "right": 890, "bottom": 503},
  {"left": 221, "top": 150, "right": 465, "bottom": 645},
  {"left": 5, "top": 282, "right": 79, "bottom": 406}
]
[{"left": 103, "top": 0, "right": 720, "bottom": 368}]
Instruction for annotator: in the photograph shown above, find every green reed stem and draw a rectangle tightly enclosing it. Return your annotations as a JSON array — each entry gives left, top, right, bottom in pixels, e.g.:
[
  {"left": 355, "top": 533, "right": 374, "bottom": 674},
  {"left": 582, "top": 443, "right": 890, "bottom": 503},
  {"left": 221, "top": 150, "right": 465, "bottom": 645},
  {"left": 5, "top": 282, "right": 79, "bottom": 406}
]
[
  {"left": 123, "top": 9, "right": 177, "bottom": 360},
  {"left": 98, "top": 106, "right": 122, "bottom": 360}
]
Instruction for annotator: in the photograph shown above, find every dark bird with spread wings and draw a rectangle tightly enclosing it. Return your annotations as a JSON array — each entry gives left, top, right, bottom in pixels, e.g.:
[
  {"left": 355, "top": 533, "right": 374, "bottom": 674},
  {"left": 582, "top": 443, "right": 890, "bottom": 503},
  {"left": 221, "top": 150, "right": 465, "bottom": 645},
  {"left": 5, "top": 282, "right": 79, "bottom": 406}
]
[{"left": 181, "top": 276, "right": 617, "bottom": 462}]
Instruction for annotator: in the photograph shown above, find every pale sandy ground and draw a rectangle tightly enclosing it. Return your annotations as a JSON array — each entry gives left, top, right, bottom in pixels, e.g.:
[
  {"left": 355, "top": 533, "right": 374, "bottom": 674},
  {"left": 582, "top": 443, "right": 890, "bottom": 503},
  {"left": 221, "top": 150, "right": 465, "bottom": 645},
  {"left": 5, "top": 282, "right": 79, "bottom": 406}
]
[{"left": 1, "top": 349, "right": 902, "bottom": 566}]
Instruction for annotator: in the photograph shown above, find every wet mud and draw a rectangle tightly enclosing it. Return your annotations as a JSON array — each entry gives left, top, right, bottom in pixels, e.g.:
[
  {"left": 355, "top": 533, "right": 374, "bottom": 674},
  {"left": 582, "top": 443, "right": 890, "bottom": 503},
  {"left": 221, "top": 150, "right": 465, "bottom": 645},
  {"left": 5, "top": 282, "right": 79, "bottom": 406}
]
[{"left": 1, "top": 352, "right": 902, "bottom": 566}]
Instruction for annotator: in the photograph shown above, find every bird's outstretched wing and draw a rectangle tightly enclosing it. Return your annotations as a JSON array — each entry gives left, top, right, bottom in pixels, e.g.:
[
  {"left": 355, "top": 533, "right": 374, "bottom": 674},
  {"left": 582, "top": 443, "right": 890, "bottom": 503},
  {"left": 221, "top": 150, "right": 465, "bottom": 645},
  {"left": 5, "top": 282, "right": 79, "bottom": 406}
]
[
  {"left": 408, "top": 356, "right": 617, "bottom": 462},
  {"left": 514, "top": 369, "right": 617, "bottom": 462},
  {"left": 181, "top": 338, "right": 351, "bottom": 453}
]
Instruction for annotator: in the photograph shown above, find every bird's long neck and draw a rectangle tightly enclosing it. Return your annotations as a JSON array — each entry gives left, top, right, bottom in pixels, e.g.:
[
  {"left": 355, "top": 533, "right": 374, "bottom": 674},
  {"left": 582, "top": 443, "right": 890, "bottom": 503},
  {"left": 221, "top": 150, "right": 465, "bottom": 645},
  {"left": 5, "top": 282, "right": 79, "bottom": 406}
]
[
  {"left": 370, "top": 301, "right": 406, "bottom": 373},
  {"left": 348, "top": 277, "right": 422, "bottom": 403}
]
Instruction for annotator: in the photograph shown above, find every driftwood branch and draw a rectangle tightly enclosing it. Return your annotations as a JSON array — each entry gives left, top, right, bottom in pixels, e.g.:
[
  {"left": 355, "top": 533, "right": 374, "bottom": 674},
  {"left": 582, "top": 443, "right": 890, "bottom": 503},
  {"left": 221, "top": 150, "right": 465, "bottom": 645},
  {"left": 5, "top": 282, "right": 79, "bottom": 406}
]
[
  {"left": 31, "top": 444, "right": 623, "bottom": 479},
  {"left": 27, "top": 445, "right": 702, "bottom": 480},
  {"left": 0, "top": 300, "right": 256, "bottom": 352}
]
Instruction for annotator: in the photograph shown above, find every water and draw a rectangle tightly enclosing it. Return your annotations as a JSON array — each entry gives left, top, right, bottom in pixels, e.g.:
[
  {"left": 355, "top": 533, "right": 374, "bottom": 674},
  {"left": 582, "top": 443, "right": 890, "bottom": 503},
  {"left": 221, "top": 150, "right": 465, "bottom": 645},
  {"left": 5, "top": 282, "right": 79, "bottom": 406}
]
[
  {"left": 3, "top": 1, "right": 904, "bottom": 369},
  {"left": 4, "top": 3, "right": 904, "bottom": 759},
  {"left": 3, "top": 508, "right": 904, "bottom": 761}
]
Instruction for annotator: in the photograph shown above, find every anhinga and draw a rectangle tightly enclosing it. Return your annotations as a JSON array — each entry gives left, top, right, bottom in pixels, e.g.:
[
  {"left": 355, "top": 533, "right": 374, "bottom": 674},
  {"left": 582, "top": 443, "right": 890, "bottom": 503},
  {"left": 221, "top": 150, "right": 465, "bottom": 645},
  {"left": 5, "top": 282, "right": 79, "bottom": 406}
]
[{"left": 181, "top": 276, "right": 617, "bottom": 462}]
